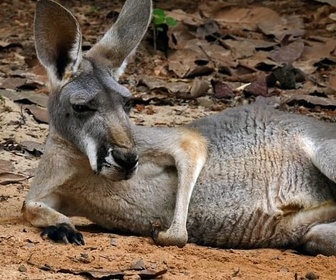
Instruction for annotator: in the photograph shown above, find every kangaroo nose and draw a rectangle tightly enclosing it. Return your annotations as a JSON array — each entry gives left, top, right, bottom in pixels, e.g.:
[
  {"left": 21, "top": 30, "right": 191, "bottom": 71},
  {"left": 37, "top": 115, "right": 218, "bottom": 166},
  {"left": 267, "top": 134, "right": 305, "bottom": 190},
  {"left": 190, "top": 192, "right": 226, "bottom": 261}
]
[{"left": 112, "top": 149, "right": 139, "bottom": 171}]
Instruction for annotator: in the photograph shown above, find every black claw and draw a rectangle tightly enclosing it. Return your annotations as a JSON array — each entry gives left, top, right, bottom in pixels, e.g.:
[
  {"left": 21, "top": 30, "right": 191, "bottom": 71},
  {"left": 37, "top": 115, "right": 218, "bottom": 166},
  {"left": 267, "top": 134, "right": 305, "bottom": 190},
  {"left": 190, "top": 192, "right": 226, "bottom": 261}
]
[
  {"left": 69, "top": 231, "right": 85, "bottom": 245},
  {"left": 41, "top": 223, "right": 85, "bottom": 245}
]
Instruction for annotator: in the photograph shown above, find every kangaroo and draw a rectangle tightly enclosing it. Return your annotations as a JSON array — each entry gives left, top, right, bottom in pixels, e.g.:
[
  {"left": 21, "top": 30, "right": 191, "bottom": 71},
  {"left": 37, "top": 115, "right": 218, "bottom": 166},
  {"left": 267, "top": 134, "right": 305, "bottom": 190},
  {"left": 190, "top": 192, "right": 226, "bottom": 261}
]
[
  {"left": 23, "top": 0, "right": 336, "bottom": 256},
  {"left": 23, "top": 0, "right": 206, "bottom": 248}
]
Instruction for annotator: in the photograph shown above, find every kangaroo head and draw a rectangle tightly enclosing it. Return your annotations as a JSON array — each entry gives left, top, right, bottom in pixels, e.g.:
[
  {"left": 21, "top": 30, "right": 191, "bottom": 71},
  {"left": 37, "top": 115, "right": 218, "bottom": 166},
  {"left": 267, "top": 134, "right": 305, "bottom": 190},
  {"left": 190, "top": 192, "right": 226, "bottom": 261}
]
[{"left": 34, "top": 0, "right": 152, "bottom": 180}]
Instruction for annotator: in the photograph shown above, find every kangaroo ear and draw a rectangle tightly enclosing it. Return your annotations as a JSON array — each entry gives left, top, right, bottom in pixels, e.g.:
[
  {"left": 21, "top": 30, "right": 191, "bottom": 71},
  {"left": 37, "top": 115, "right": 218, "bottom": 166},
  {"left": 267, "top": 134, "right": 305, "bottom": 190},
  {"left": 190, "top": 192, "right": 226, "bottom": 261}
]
[
  {"left": 85, "top": 0, "right": 152, "bottom": 79},
  {"left": 34, "top": 0, "right": 82, "bottom": 87}
]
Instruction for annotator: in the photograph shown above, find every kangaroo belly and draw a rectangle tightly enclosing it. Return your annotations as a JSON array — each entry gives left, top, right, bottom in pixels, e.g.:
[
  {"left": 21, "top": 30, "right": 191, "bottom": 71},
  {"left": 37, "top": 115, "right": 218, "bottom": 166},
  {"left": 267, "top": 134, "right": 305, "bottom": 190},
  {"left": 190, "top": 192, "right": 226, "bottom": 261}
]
[
  {"left": 70, "top": 163, "right": 179, "bottom": 235},
  {"left": 186, "top": 148, "right": 336, "bottom": 248}
]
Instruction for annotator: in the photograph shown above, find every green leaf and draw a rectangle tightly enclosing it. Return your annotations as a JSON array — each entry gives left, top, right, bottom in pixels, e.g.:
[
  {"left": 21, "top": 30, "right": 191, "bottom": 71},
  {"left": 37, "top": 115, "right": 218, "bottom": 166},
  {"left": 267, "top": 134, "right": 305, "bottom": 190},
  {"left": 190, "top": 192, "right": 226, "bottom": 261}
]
[
  {"left": 165, "top": 17, "right": 178, "bottom": 27},
  {"left": 153, "top": 16, "right": 165, "bottom": 26},
  {"left": 90, "top": 6, "right": 98, "bottom": 13},
  {"left": 153, "top": 8, "right": 166, "bottom": 18}
]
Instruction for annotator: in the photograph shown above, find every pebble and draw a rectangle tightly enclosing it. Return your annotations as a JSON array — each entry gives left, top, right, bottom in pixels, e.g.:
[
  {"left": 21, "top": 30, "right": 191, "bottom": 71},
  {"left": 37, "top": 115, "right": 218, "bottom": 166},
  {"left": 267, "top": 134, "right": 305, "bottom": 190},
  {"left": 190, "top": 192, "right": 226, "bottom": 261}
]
[
  {"left": 130, "top": 259, "right": 145, "bottom": 270},
  {"left": 278, "top": 266, "right": 289, "bottom": 273},
  {"left": 305, "top": 271, "right": 319, "bottom": 280},
  {"left": 197, "top": 96, "right": 215, "bottom": 108},
  {"left": 110, "top": 238, "right": 117, "bottom": 246},
  {"left": 18, "top": 265, "right": 27, "bottom": 272}
]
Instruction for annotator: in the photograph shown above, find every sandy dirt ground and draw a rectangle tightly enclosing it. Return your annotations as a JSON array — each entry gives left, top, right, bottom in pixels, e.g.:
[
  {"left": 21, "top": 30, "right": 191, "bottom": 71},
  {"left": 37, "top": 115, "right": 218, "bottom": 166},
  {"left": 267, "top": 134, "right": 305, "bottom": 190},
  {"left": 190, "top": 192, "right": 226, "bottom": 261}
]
[
  {"left": 1, "top": 0, "right": 336, "bottom": 279},
  {"left": 1, "top": 99, "right": 336, "bottom": 280}
]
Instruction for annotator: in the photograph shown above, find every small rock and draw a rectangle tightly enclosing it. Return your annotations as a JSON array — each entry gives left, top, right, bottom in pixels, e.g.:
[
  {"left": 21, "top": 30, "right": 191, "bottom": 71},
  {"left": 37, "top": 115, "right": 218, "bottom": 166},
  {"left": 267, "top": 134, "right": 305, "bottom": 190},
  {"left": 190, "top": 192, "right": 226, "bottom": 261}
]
[
  {"left": 18, "top": 265, "right": 27, "bottom": 272},
  {"left": 197, "top": 96, "right": 215, "bottom": 108},
  {"left": 278, "top": 266, "right": 289, "bottom": 273},
  {"left": 78, "top": 253, "right": 92, "bottom": 263},
  {"left": 231, "top": 267, "right": 240, "bottom": 277},
  {"left": 305, "top": 271, "right": 319, "bottom": 280},
  {"left": 130, "top": 259, "right": 146, "bottom": 270},
  {"left": 80, "top": 253, "right": 89, "bottom": 259},
  {"left": 110, "top": 238, "right": 117, "bottom": 246},
  {"left": 25, "top": 242, "right": 35, "bottom": 248},
  {"left": 150, "top": 263, "right": 157, "bottom": 269}
]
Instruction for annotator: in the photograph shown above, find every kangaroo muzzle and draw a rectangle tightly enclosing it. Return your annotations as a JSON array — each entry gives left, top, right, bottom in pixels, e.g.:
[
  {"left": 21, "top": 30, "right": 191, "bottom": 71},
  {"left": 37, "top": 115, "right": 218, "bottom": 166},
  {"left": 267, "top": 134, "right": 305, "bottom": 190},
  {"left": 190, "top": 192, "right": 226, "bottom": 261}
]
[
  {"left": 111, "top": 148, "right": 139, "bottom": 172},
  {"left": 99, "top": 146, "right": 138, "bottom": 181}
]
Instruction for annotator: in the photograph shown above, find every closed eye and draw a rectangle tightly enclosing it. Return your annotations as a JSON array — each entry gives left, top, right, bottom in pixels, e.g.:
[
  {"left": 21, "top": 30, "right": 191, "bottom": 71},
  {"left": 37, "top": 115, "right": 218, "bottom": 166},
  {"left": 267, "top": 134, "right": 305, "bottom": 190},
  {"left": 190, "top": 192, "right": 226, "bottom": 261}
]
[{"left": 71, "top": 104, "right": 95, "bottom": 113}]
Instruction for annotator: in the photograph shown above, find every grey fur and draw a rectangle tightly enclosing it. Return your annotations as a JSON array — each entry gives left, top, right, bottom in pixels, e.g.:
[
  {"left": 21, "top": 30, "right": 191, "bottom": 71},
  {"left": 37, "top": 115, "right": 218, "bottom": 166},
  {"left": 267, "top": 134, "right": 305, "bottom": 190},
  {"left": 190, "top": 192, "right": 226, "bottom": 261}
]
[{"left": 24, "top": 0, "right": 336, "bottom": 255}]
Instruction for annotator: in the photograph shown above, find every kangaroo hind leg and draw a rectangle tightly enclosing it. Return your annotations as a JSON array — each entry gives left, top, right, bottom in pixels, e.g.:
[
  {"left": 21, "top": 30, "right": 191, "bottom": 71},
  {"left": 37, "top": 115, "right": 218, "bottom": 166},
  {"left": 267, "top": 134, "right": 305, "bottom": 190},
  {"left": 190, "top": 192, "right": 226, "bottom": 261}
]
[
  {"left": 300, "top": 222, "right": 336, "bottom": 256},
  {"left": 308, "top": 139, "right": 336, "bottom": 183}
]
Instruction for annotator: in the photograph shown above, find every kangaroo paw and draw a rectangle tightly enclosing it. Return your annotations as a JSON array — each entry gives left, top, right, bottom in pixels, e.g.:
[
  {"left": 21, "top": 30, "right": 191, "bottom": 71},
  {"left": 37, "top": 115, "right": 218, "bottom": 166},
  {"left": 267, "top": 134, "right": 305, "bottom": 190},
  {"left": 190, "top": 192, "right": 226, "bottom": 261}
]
[
  {"left": 152, "top": 223, "right": 188, "bottom": 248},
  {"left": 41, "top": 223, "right": 84, "bottom": 245}
]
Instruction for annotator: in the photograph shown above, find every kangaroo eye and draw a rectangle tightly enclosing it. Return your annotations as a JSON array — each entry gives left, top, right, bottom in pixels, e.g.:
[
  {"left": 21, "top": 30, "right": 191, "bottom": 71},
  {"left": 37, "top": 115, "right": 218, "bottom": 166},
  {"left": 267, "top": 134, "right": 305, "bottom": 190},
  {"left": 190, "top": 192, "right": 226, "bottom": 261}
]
[{"left": 72, "top": 104, "right": 92, "bottom": 113}]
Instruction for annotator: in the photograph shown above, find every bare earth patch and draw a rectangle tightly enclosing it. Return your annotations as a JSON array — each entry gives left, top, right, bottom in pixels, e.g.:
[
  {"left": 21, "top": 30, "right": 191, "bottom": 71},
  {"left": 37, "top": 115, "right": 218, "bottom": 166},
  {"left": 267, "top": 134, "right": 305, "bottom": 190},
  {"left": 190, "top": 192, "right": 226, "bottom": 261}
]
[
  {"left": 1, "top": 99, "right": 336, "bottom": 280},
  {"left": 1, "top": 0, "right": 336, "bottom": 279}
]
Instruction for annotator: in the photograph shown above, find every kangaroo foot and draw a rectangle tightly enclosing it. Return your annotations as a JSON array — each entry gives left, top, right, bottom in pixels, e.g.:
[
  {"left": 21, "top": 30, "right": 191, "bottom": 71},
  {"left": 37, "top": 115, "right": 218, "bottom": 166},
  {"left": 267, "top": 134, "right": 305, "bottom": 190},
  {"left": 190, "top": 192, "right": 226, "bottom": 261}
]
[
  {"left": 41, "top": 223, "right": 84, "bottom": 245},
  {"left": 152, "top": 222, "right": 188, "bottom": 248}
]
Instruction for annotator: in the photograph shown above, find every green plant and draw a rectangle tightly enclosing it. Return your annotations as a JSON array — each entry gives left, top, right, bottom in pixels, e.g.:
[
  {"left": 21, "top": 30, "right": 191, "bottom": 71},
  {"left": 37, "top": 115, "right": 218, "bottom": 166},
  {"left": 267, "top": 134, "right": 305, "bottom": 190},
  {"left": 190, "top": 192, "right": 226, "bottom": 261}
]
[
  {"left": 90, "top": 6, "right": 98, "bottom": 13},
  {"left": 152, "top": 8, "right": 178, "bottom": 53},
  {"left": 153, "top": 8, "right": 178, "bottom": 30}
]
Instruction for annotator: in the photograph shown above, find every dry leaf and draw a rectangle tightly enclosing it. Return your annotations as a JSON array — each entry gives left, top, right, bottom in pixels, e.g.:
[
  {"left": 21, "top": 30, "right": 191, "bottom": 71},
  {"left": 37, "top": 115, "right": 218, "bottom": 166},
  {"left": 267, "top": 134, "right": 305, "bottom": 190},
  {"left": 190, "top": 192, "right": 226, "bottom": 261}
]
[
  {"left": 258, "top": 15, "right": 304, "bottom": 41},
  {"left": 211, "top": 80, "right": 234, "bottom": 99},
  {"left": 223, "top": 39, "right": 256, "bottom": 59},
  {"left": 0, "top": 77, "right": 27, "bottom": 90},
  {"left": 196, "top": 20, "right": 219, "bottom": 38},
  {"left": 294, "top": 37, "right": 336, "bottom": 73},
  {"left": 166, "top": 9, "right": 202, "bottom": 26},
  {"left": 269, "top": 41, "right": 305, "bottom": 64},
  {"left": 1, "top": 90, "right": 48, "bottom": 107},
  {"left": 138, "top": 76, "right": 190, "bottom": 94},
  {"left": 168, "top": 24, "right": 195, "bottom": 50},
  {"left": 284, "top": 94, "right": 336, "bottom": 109},
  {"left": 0, "top": 159, "right": 14, "bottom": 174},
  {"left": 328, "top": 74, "right": 336, "bottom": 91},
  {"left": 0, "top": 172, "right": 27, "bottom": 185},
  {"left": 314, "top": 0, "right": 336, "bottom": 7},
  {"left": 190, "top": 77, "right": 209, "bottom": 98},
  {"left": 244, "top": 75, "right": 269, "bottom": 97},
  {"left": 168, "top": 47, "right": 211, "bottom": 78},
  {"left": 24, "top": 105, "right": 49, "bottom": 124},
  {"left": 56, "top": 268, "right": 167, "bottom": 279},
  {"left": 215, "top": 6, "right": 280, "bottom": 32}
]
